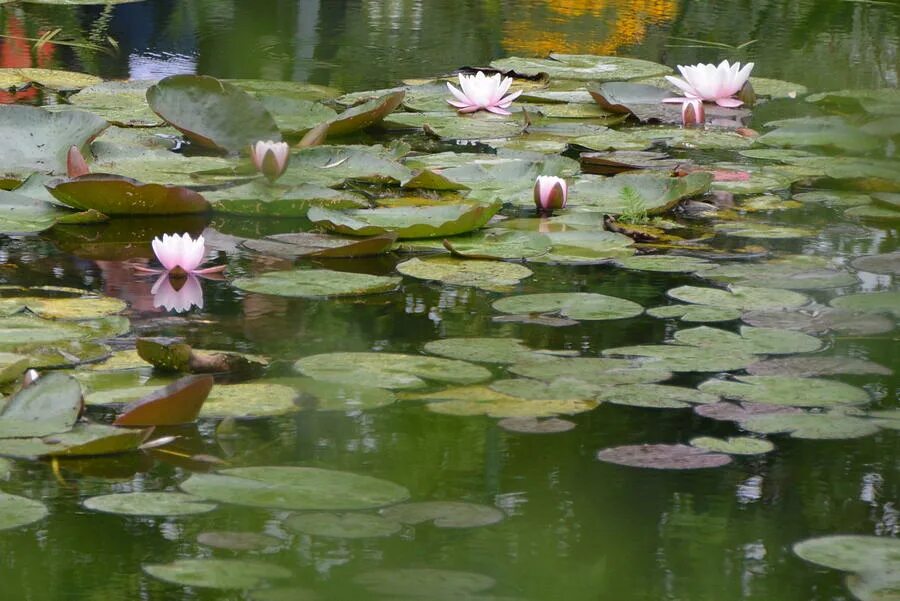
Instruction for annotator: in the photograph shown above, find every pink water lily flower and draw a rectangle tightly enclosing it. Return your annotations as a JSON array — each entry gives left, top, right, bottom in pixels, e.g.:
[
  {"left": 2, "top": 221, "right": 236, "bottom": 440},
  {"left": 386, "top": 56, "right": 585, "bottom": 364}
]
[
  {"left": 681, "top": 99, "right": 705, "bottom": 126},
  {"left": 151, "top": 273, "right": 204, "bottom": 313},
  {"left": 534, "top": 176, "right": 567, "bottom": 214},
  {"left": 250, "top": 140, "right": 290, "bottom": 183},
  {"left": 663, "top": 60, "right": 754, "bottom": 108},
  {"left": 447, "top": 71, "right": 522, "bottom": 115},
  {"left": 149, "top": 233, "right": 224, "bottom": 276}
]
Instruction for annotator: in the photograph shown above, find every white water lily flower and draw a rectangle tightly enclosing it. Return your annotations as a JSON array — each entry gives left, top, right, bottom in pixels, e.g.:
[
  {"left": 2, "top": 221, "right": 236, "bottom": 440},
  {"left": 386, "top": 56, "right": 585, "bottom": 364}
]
[
  {"left": 151, "top": 233, "right": 211, "bottom": 274},
  {"left": 664, "top": 60, "right": 754, "bottom": 108},
  {"left": 250, "top": 140, "right": 290, "bottom": 183},
  {"left": 447, "top": 71, "right": 522, "bottom": 115}
]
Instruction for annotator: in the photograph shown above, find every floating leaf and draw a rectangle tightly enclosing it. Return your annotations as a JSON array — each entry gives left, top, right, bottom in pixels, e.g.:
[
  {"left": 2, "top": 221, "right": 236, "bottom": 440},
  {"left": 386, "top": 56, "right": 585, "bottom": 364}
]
[
  {"left": 308, "top": 202, "right": 501, "bottom": 239},
  {"left": 197, "top": 531, "right": 281, "bottom": 551},
  {"left": 603, "top": 343, "right": 757, "bottom": 373},
  {"left": 694, "top": 401, "right": 803, "bottom": 423},
  {"left": 702, "top": 259, "right": 859, "bottom": 290},
  {"left": 747, "top": 356, "right": 893, "bottom": 377},
  {"left": 830, "top": 291, "right": 900, "bottom": 318},
  {"left": 596, "top": 444, "right": 731, "bottom": 470},
  {"left": 0, "top": 190, "right": 65, "bottom": 234},
  {"left": 64, "top": 80, "right": 161, "bottom": 127},
  {"left": 397, "top": 257, "right": 532, "bottom": 292},
  {"left": 326, "top": 91, "right": 405, "bottom": 137},
  {"left": 616, "top": 255, "right": 714, "bottom": 273},
  {"left": 673, "top": 325, "right": 823, "bottom": 355},
  {"left": 0, "top": 295, "right": 127, "bottom": 320},
  {"left": 713, "top": 222, "right": 815, "bottom": 239},
  {"left": 0, "top": 372, "right": 82, "bottom": 439},
  {"left": 740, "top": 411, "right": 880, "bottom": 439},
  {"left": 689, "top": 436, "right": 774, "bottom": 455},
  {"left": 424, "top": 229, "right": 551, "bottom": 260},
  {"left": 37, "top": 423, "right": 151, "bottom": 457},
  {"left": 384, "top": 111, "right": 525, "bottom": 140},
  {"left": 233, "top": 269, "right": 401, "bottom": 298},
  {"left": 243, "top": 232, "right": 396, "bottom": 259},
  {"left": 83, "top": 492, "right": 217, "bottom": 516},
  {"left": 415, "top": 384, "right": 597, "bottom": 418},
  {"left": 667, "top": 285, "right": 809, "bottom": 311},
  {"left": 294, "top": 352, "right": 491, "bottom": 389},
  {"left": 208, "top": 182, "right": 369, "bottom": 217},
  {"left": 285, "top": 512, "right": 401, "bottom": 539},
  {"left": 498, "top": 416, "right": 576, "bottom": 434},
  {"left": 47, "top": 174, "right": 210, "bottom": 215},
  {"left": 423, "top": 337, "right": 574, "bottom": 365},
  {"left": 647, "top": 305, "right": 741, "bottom": 323},
  {"left": 0, "top": 492, "right": 47, "bottom": 531},
  {"left": 146, "top": 75, "right": 280, "bottom": 153},
  {"left": 741, "top": 308, "right": 895, "bottom": 336},
  {"left": 0, "top": 352, "right": 28, "bottom": 384},
  {"left": 180, "top": 466, "right": 410, "bottom": 511},
  {"left": 594, "top": 384, "right": 719, "bottom": 409},
  {"left": 493, "top": 292, "right": 643, "bottom": 321},
  {"left": 795, "top": 534, "right": 900, "bottom": 576},
  {"left": 380, "top": 501, "right": 504, "bottom": 528},
  {"left": 114, "top": 375, "right": 213, "bottom": 427},
  {"left": 852, "top": 251, "right": 900, "bottom": 275},
  {"left": 698, "top": 376, "right": 870, "bottom": 408},
  {"left": 506, "top": 357, "right": 670, "bottom": 386},
  {"left": 569, "top": 172, "right": 712, "bottom": 215},
  {"left": 201, "top": 383, "right": 299, "bottom": 418},
  {"left": 491, "top": 54, "right": 671, "bottom": 81},
  {"left": 144, "top": 559, "right": 292, "bottom": 590}
]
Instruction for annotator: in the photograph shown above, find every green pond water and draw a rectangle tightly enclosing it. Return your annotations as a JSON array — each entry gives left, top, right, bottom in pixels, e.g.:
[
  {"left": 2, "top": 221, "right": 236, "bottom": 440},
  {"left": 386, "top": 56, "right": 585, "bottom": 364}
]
[{"left": 0, "top": 1, "right": 899, "bottom": 600}]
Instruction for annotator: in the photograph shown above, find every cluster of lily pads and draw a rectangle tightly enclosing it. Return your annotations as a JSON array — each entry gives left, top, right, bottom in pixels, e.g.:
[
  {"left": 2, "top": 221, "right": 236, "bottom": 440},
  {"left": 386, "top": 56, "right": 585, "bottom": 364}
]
[{"left": 0, "top": 53, "right": 898, "bottom": 598}]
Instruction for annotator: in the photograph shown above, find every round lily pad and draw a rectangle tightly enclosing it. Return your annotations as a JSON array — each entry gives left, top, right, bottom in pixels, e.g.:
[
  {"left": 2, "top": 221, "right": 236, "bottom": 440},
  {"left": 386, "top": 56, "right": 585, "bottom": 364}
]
[
  {"left": 739, "top": 411, "right": 881, "bottom": 440},
  {"left": 380, "top": 501, "right": 504, "bottom": 528},
  {"left": 233, "top": 269, "right": 401, "bottom": 298},
  {"left": 180, "top": 466, "right": 410, "bottom": 511},
  {"left": 397, "top": 257, "right": 532, "bottom": 292},
  {"left": 596, "top": 444, "right": 732, "bottom": 470},
  {"left": 143, "top": 559, "right": 292, "bottom": 590},
  {"left": 432, "top": 229, "right": 552, "bottom": 259},
  {"left": 689, "top": 436, "right": 775, "bottom": 455},
  {"left": 201, "top": 383, "right": 299, "bottom": 419},
  {"left": 746, "top": 357, "right": 893, "bottom": 377},
  {"left": 294, "top": 352, "right": 491, "bottom": 389},
  {"left": 698, "top": 376, "right": 870, "bottom": 408},
  {"left": 493, "top": 292, "right": 643, "bottom": 321},
  {"left": 851, "top": 251, "right": 900, "bottom": 275},
  {"left": 415, "top": 384, "right": 598, "bottom": 418},
  {"left": 506, "top": 357, "right": 670, "bottom": 386},
  {"left": 830, "top": 291, "right": 900, "bottom": 318},
  {"left": 713, "top": 222, "right": 815, "bottom": 239},
  {"left": 673, "top": 325, "right": 823, "bottom": 355},
  {"left": 702, "top": 260, "right": 859, "bottom": 290},
  {"left": 846, "top": 571, "right": 900, "bottom": 601},
  {"left": 741, "top": 309, "right": 895, "bottom": 336},
  {"left": 285, "top": 512, "right": 401, "bottom": 539},
  {"left": 793, "top": 535, "right": 900, "bottom": 573},
  {"left": 647, "top": 305, "right": 741, "bottom": 323},
  {"left": 489, "top": 377, "right": 600, "bottom": 400},
  {"left": 594, "top": 384, "right": 719, "bottom": 409},
  {"left": 83, "top": 492, "right": 217, "bottom": 516},
  {"left": 694, "top": 401, "right": 803, "bottom": 423},
  {"left": 603, "top": 344, "right": 757, "bottom": 373},
  {"left": 0, "top": 295, "right": 127, "bottom": 320},
  {"left": 197, "top": 531, "right": 281, "bottom": 551},
  {"left": 355, "top": 568, "right": 495, "bottom": 597},
  {"left": 615, "top": 255, "right": 714, "bottom": 273},
  {"left": 498, "top": 417, "right": 576, "bottom": 434},
  {"left": 0, "top": 492, "right": 48, "bottom": 531},
  {"left": 667, "top": 285, "right": 809, "bottom": 311},
  {"left": 423, "top": 338, "right": 572, "bottom": 365}
]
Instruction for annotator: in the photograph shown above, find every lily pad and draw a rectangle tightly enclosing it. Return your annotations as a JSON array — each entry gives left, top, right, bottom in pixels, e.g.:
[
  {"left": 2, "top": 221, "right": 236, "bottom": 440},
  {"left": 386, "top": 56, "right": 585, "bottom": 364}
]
[
  {"left": 0, "top": 190, "right": 65, "bottom": 234},
  {"left": 647, "top": 305, "right": 741, "bottom": 323},
  {"left": 0, "top": 492, "right": 48, "bottom": 531},
  {"left": 506, "top": 357, "right": 670, "bottom": 386},
  {"left": 422, "top": 229, "right": 551, "bottom": 260},
  {"left": 593, "top": 384, "right": 719, "bottom": 409},
  {"left": 616, "top": 255, "right": 714, "bottom": 273},
  {"left": 492, "top": 54, "right": 671, "bottom": 82},
  {"left": 569, "top": 172, "right": 712, "bottom": 215},
  {"left": 0, "top": 372, "right": 82, "bottom": 439},
  {"left": 285, "top": 512, "right": 401, "bottom": 539},
  {"left": 493, "top": 293, "right": 643, "bottom": 321},
  {"left": 210, "top": 182, "right": 369, "bottom": 218},
  {"left": 294, "top": 352, "right": 491, "bottom": 389},
  {"left": 667, "top": 285, "right": 809, "bottom": 311},
  {"left": 740, "top": 411, "right": 881, "bottom": 440},
  {"left": 243, "top": 232, "right": 395, "bottom": 259},
  {"left": 0, "top": 295, "right": 127, "bottom": 320},
  {"left": 741, "top": 308, "right": 895, "bottom": 337},
  {"left": 0, "top": 353, "right": 28, "bottom": 384},
  {"left": 698, "top": 376, "right": 870, "bottom": 408},
  {"left": 795, "top": 535, "right": 900, "bottom": 575},
  {"left": 83, "top": 492, "right": 217, "bottom": 516},
  {"left": 527, "top": 230, "right": 636, "bottom": 264},
  {"left": 47, "top": 175, "right": 210, "bottom": 215},
  {"left": 602, "top": 343, "right": 758, "bottom": 373},
  {"left": 355, "top": 568, "right": 495, "bottom": 598},
  {"left": 702, "top": 259, "right": 859, "bottom": 290},
  {"left": 497, "top": 416, "right": 576, "bottom": 434},
  {"left": 713, "top": 222, "right": 815, "bottom": 239},
  {"left": 851, "top": 251, "right": 900, "bottom": 275},
  {"left": 415, "top": 385, "right": 598, "bottom": 418},
  {"left": 596, "top": 444, "right": 732, "bottom": 470},
  {"left": 180, "top": 466, "right": 410, "bottom": 511},
  {"left": 308, "top": 203, "right": 501, "bottom": 240},
  {"left": 672, "top": 325, "right": 823, "bottom": 355},
  {"left": 146, "top": 75, "right": 281, "bottom": 153},
  {"left": 830, "top": 291, "right": 900, "bottom": 318},
  {"left": 380, "top": 501, "right": 504, "bottom": 528},
  {"left": 747, "top": 356, "right": 893, "bottom": 377},
  {"left": 201, "top": 383, "right": 299, "bottom": 419},
  {"left": 694, "top": 401, "right": 803, "bottom": 423},
  {"left": 397, "top": 257, "right": 532, "bottom": 292},
  {"left": 65, "top": 80, "right": 161, "bottom": 127},
  {"left": 197, "top": 531, "right": 281, "bottom": 551},
  {"left": 423, "top": 338, "right": 573, "bottom": 365},
  {"left": 113, "top": 375, "right": 214, "bottom": 427},
  {"left": 144, "top": 559, "right": 292, "bottom": 590},
  {"left": 689, "top": 436, "right": 774, "bottom": 455},
  {"left": 384, "top": 112, "right": 525, "bottom": 141},
  {"left": 326, "top": 91, "right": 405, "bottom": 137},
  {"left": 233, "top": 269, "right": 401, "bottom": 298}
]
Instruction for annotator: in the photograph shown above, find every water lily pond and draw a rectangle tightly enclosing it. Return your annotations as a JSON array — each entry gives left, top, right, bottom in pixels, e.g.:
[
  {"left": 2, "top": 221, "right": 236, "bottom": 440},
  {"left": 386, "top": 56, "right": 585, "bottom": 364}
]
[{"left": 1, "top": 2, "right": 899, "bottom": 601}]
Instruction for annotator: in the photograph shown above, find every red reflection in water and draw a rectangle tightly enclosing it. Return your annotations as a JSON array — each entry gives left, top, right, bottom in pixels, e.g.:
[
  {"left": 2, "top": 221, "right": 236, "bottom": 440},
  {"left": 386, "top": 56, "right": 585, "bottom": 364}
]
[{"left": 0, "top": 15, "right": 57, "bottom": 104}]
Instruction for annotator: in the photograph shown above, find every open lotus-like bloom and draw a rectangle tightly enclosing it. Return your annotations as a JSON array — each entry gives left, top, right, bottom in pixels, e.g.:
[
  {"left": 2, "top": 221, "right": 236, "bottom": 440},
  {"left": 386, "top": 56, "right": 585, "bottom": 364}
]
[
  {"left": 150, "top": 233, "right": 224, "bottom": 276},
  {"left": 681, "top": 99, "right": 705, "bottom": 126},
  {"left": 447, "top": 71, "right": 522, "bottom": 115},
  {"left": 152, "top": 273, "right": 204, "bottom": 313},
  {"left": 663, "top": 60, "right": 754, "bottom": 108},
  {"left": 534, "top": 176, "right": 567, "bottom": 213},
  {"left": 250, "top": 140, "right": 290, "bottom": 183}
]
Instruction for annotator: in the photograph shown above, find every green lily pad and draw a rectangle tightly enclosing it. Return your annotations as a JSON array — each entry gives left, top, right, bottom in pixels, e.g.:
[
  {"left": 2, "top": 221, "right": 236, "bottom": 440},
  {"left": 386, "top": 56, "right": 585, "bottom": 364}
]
[
  {"left": 492, "top": 54, "right": 670, "bottom": 82},
  {"left": 757, "top": 119, "right": 882, "bottom": 153},
  {"left": 144, "top": 559, "right": 292, "bottom": 590},
  {"left": 527, "top": 230, "right": 636, "bottom": 264},
  {"left": 385, "top": 111, "right": 525, "bottom": 140},
  {"left": 258, "top": 95, "right": 337, "bottom": 137},
  {"left": 0, "top": 190, "right": 65, "bottom": 234},
  {"left": 852, "top": 251, "right": 900, "bottom": 275},
  {"left": 713, "top": 222, "right": 816, "bottom": 239},
  {"left": 20, "top": 340, "right": 112, "bottom": 369},
  {"left": 0, "top": 459, "right": 11, "bottom": 479},
  {"left": 493, "top": 292, "right": 643, "bottom": 321},
  {"left": 83, "top": 492, "right": 217, "bottom": 516},
  {"left": 747, "top": 356, "right": 893, "bottom": 377},
  {"left": 597, "top": 444, "right": 732, "bottom": 470},
  {"left": 845, "top": 204, "right": 900, "bottom": 220},
  {"left": 506, "top": 357, "right": 670, "bottom": 386},
  {"left": 286, "top": 512, "right": 401, "bottom": 539},
  {"left": 380, "top": 501, "right": 504, "bottom": 528},
  {"left": 569, "top": 172, "right": 712, "bottom": 215},
  {"left": 244, "top": 232, "right": 396, "bottom": 259},
  {"left": 415, "top": 384, "right": 598, "bottom": 418},
  {"left": 846, "top": 570, "right": 900, "bottom": 601},
  {"left": 602, "top": 343, "right": 758, "bottom": 373},
  {"left": 647, "top": 305, "right": 741, "bottom": 323},
  {"left": 397, "top": 257, "right": 532, "bottom": 292},
  {"left": 694, "top": 401, "right": 803, "bottom": 423},
  {"left": 308, "top": 202, "right": 501, "bottom": 240},
  {"left": 47, "top": 174, "right": 210, "bottom": 215},
  {"left": 594, "top": 384, "right": 719, "bottom": 409},
  {"left": 279, "top": 144, "right": 412, "bottom": 187},
  {"left": 0, "top": 352, "right": 28, "bottom": 384},
  {"left": 209, "top": 183, "right": 369, "bottom": 217},
  {"left": 65, "top": 80, "right": 161, "bottom": 127},
  {"left": 0, "top": 492, "right": 47, "bottom": 531},
  {"left": 0, "top": 372, "right": 82, "bottom": 439},
  {"left": 294, "top": 352, "right": 491, "bottom": 390},
  {"left": 830, "top": 291, "right": 900, "bottom": 317},
  {"left": 326, "top": 91, "right": 405, "bottom": 137},
  {"left": 197, "top": 531, "right": 281, "bottom": 551},
  {"left": 146, "top": 75, "right": 281, "bottom": 152},
  {"left": 741, "top": 308, "right": 895, "bottom": 336},
  {"left": 0, "top": 295, "right": 126, "bottom": 320},
  {"left": 795, "top": 534, "right": 900, "bottom": 575},
  {"left": 498, "top": 416, "right": 576, "bottom": 434},
  {"left": 672, "top": 325, "right": 823, "bottom": 355},
  {"left": 180, "top": 466, "right": 410, "bottom": 511},
  {"left": 740, "top": 411, "right": 881, "bottom": 440},
  {"left": 689, "top": 436, "right": 774, "bottom": 455},
  {"left": 573, "top": 126, "right": 754, "bottom": 152},
  {"left": 616, "top": 255, "right": 714, "bottom": 273},
  {"left": 698, "top": 375, "right": 870, "bottom": 408},
  {"left": 0, "top": 105, "right": 107, "bottom": 181},
  {"left": 355, "top": 568, "right": 495, "bottom": 598},
  {"left": 667, "top": 285, "right": 809, "bottom": 311},
  {"left": 201, "top": 383, "right": 299, "bottom": 419},
  {"left": 489, "top": 377, "right": 601, "bottom": 400},
  {"left": 702, "top": 260, "right": 859, "bottom": 290},
  {"left": 423, "top": 338, "right": 573, "bottom": 365},
  {"left": 414, "top": 229, "right": 551, "bottom": 260},
  {"left": 267, "top": 377, "right": 396, "bottom": 412},
  {"left": 233, "top": 269, "right": 401, "bottom": 298}
]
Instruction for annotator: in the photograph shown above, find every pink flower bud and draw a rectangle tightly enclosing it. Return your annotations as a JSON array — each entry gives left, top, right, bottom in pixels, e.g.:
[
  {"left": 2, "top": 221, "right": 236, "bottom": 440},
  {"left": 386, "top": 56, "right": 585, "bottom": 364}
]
[
  {"left": 682, "top": 99, "right": 705, "bottom": 127},
  {"left": 534, "top": 176, "right": 567, "bottom": 213},
  {"left": 250, "top": 140, "right": 290, "bottom": 183}
]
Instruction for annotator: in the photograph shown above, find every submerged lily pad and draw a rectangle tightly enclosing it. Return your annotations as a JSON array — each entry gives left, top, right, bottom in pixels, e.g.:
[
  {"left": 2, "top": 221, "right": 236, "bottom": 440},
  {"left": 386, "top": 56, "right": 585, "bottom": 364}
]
[
  {"left": 285, "top": 512, "right": 401, "bottom": 539},
  {"left": 397, "top": 257, "right": 532, "bottom": 292},
  {"left": 197, "top": 531, "right": 281, "bottom": 551},
  {"left": 380, "top": 501, "right": 504, "bottom": 528},
  {"left": 493, "top": 292, "right": 643, "bottom": 321},
  {"left": 83, "top": 492, "right": 217, "bottom": 516},
  {"left": 144, "top": 559, "right": 292, "bottom": 590},
  {"left": 689, "top": 436, "right": 774, "bottom": 455},
  {"left": 596, "top": 444, "right": 732, "bottom": 470},
  {"left": 180, "top": 466, "right": 410, "bottom": 511},
  {"left": 295, "top": 352, "right": 491, "bottom": 389},
  {"left": 0, "top": 492, "right": 48, "bottom": 531},
  {"left": 309, "top": 203, "right": 501, "bottom": 239},
  {"left": 233, "top": 269, "right": 401, "bottom": 298},
  {"left": 698, "top": 376, "right": 870, "bottom": 408}
]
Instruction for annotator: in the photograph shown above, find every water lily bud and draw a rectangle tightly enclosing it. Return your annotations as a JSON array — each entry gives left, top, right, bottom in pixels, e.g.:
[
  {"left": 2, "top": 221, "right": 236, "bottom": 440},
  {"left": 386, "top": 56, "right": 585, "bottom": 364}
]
[
  {"left": 738, "top": 80, "right": 756, "bottom": 107},
  {"left": 67, "top": 146, "right": 90, "bottom": 178},
  {"left": 534, "top": 176, "right": 567, "bottom": 213},
  {"left": 681, "top": 99, "right": 705, "bottom": 127},
  {"left": 250, "top": 140, "right": 290, "bottom": 183}
]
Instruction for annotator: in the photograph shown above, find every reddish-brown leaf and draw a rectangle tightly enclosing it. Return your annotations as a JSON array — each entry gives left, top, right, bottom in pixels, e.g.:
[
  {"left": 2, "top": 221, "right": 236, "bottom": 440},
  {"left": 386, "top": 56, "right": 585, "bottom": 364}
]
[{"left": 114, "top": 375, "right": 214, "bottom": 427}]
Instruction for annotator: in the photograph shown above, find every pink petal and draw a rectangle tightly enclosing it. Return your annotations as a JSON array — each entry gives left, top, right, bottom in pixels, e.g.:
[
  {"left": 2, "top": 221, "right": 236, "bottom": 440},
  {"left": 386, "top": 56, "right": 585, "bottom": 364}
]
[
  {"left": 447, "top": 82, "right": 471, "bottom": 105},
  {"left": 715, "top": 97, "right": 744, "bottom": 108},
  {"left": 447, "top": 99, "right": 472, "bottom": 109},
  {"left": 665, "top": 75, "right": 698, "bottom": 97},
  {"left": 485, "top": 105, "right": 511, "bottom": 115}
]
